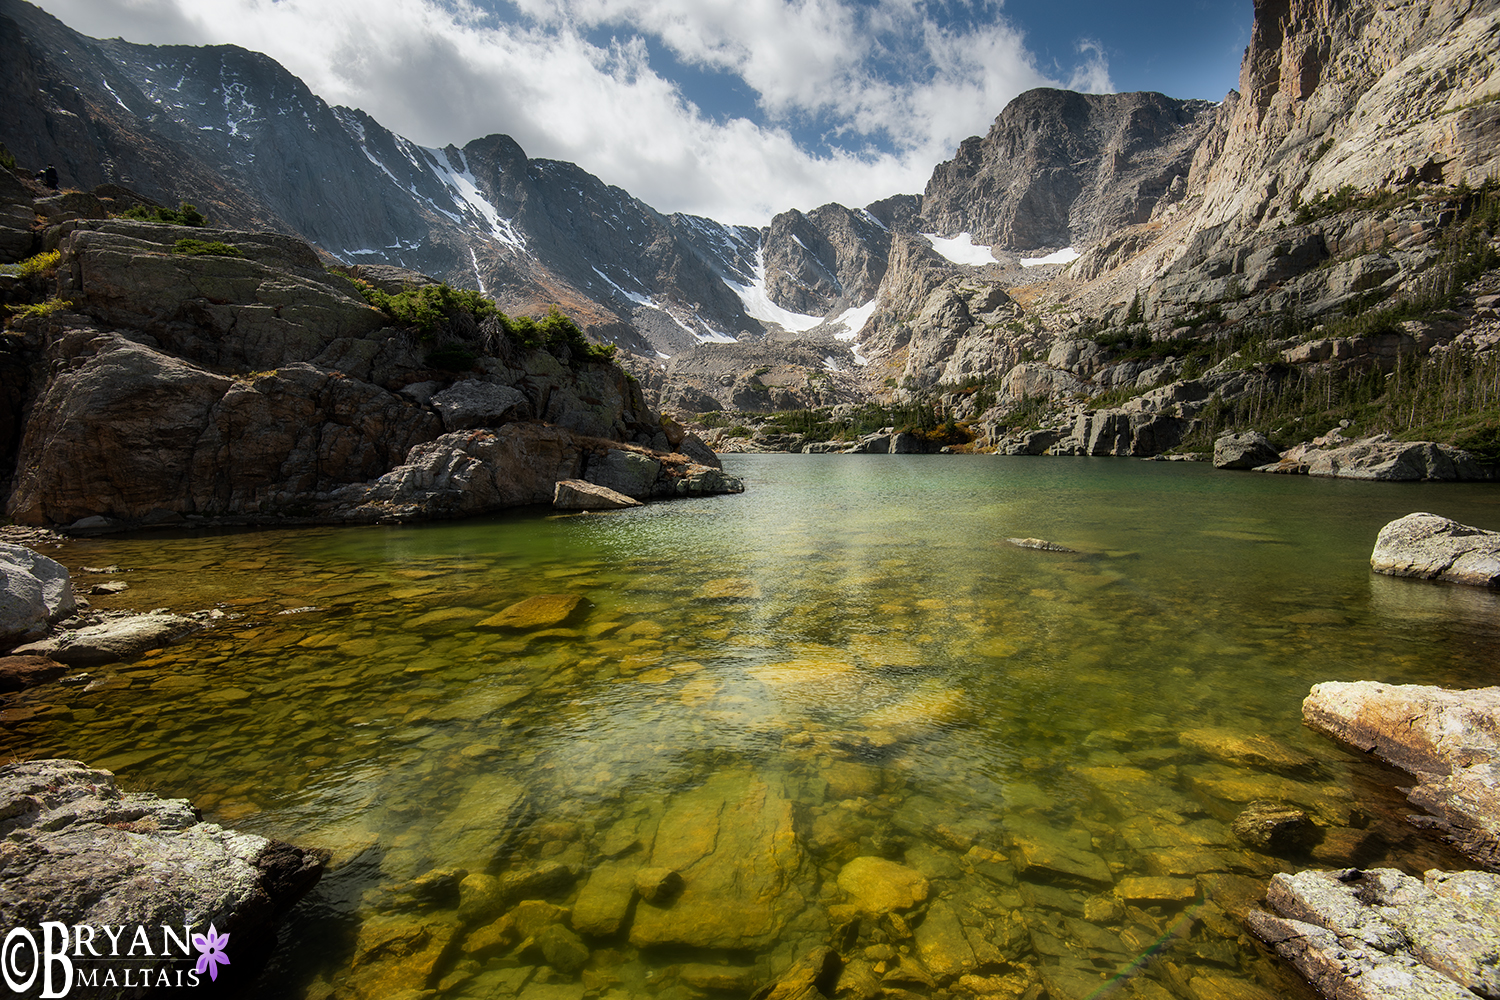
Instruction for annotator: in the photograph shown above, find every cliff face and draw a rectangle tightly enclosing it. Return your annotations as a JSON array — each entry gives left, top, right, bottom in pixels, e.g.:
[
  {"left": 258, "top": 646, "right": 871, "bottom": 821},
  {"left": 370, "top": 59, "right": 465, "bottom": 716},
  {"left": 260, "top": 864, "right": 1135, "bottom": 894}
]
[
  {"left": 1187, "top": 0, "right": 1500, "bottom": 247},
  {"left": 0, "top": 205, "right": 739, "bottom": 528},
  {"left": 922, "top": 90, "right": 1220, "bottom": 251}
]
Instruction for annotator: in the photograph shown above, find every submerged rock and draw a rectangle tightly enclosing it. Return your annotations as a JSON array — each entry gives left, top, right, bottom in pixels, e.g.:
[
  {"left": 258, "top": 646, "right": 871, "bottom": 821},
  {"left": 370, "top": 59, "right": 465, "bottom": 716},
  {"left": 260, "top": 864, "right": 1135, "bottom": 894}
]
[
  {"left": 0, "top": 759, "right": 325, "bottom": 985},
  {"left": 480, "top": 595, "right": 590, "bottom": 631},
  {"left": 1303, "top": 681, "right": 1500, "bottom": 868},
  {"left": 836, "top": 856, "right": 930, "bottom": 916},
  {"left": 1231, "top": 801, "right": 1313, "bottom": 853},
  {"left": 1371, "top": 512, "right": 1500, "bottom": 588},
  {"left": 628, "top": 771, "right": 806, "bottom": 950}
]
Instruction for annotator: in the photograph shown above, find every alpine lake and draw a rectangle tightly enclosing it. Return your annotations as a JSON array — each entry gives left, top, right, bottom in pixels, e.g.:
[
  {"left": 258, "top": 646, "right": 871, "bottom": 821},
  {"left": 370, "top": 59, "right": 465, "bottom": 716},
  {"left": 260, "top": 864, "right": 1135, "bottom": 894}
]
[{"left": 5, "top": 454, "right": 1500, "bottom": 1000}]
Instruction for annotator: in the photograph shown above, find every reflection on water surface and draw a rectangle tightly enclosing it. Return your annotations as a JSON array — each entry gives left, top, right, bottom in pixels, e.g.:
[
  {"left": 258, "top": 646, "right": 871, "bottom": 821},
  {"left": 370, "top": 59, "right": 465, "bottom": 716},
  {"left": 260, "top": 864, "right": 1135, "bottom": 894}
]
[{"left": 6, "top": 455, "right": 1499, "bottom": 1000}]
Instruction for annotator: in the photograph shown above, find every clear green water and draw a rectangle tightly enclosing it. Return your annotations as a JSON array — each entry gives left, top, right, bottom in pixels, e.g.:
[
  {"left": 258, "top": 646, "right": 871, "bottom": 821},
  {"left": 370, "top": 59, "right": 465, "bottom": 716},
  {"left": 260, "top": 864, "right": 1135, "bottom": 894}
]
[{"left": 6, "top": 455, "right": 1500, "bottom": 1000}]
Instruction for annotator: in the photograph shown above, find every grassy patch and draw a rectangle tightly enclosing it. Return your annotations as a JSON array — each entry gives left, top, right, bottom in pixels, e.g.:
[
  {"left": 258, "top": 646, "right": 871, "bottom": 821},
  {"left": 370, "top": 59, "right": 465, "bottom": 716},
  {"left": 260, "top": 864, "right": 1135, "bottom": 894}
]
[
  {"left": 173, "top": 238, "right": 242, "bottom": 257},
  {"left": 5, "top": 298, "right": 74, "bottom": 323},
  {"left": 122, "top": 203, "right": 208, "bottom": 227},
  {"left": 15, "top": 251, "right": 60, "bottom": 278},
  {"left": 359, "top": 282, "right": 615, "bottom": 367}
]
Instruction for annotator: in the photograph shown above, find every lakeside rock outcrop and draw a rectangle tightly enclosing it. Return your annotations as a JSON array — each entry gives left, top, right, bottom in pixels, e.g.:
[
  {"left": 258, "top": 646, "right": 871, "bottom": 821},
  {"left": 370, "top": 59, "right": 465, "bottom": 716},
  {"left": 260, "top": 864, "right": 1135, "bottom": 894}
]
[
  {"left": 1302, "top": 681, "right": 1500, "bottom": 870},
  {"left": 0, "top": 759, "right": 326, "bottom": 989},
  {"left": 1242, "top": 678, "right": 1500, "bottom": 999},
  {"left": 1247, "top": 867, "right": 1500, "bottom": 1000},
  {"left": 1, "top": 218, "right": 740, "bottom": 530}
]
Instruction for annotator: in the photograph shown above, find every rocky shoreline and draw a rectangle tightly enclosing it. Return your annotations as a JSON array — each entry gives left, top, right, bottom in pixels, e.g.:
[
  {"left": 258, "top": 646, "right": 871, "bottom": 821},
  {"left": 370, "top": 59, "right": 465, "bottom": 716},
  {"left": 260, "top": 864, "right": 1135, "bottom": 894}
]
[
  {"left": 1242, "top": 515, "right": 1500, "bottom": 1000},
  {"left": 1, "top": 206, "right": 743, "bottom": 534}
]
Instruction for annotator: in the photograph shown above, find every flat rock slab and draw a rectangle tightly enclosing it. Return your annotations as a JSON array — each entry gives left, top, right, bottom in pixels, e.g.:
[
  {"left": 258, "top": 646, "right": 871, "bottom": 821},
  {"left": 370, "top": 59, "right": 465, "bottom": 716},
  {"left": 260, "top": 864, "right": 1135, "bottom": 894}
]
[
  {"left": 552, "top": 479, "right": 642, "bottom": 510},
  {"left": 1304, "top": 681, "right": 1500, "bottom": 868},
  {"left": 1246, "top": 868, "right": 1500, "bottom": 1000},
  {"left": 0, "top": 759, "right": 324, "bottom": 984},
  {"left": 1371, "top": 512, "right": 1500, "bottom": 587},
  {"left": 13, "top": 612, "right": 203, "bottom": 666},
  {"left": 479, "top": 594, "right": 589, "bottom": 630},
  {"left": 628, "top": 771, "right": 806, "bottom": 950}
]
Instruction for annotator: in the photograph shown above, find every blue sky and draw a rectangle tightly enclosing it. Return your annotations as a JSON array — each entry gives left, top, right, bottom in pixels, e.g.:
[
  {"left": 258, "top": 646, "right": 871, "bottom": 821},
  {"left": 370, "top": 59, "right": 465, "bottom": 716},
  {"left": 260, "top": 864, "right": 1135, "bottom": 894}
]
[{"left": 34, "top": 0, "right": 1250, "bottom": 223}]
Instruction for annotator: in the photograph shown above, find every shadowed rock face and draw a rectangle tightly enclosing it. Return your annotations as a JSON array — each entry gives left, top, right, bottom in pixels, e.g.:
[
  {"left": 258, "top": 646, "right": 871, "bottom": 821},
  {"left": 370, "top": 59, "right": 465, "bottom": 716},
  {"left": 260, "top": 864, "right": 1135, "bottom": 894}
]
[
  {"left": 922, "top": 89, "right": 1220, "bottom": 251},
  {"left": 3, "top": 219, "right": 736, "bottom": 528}
]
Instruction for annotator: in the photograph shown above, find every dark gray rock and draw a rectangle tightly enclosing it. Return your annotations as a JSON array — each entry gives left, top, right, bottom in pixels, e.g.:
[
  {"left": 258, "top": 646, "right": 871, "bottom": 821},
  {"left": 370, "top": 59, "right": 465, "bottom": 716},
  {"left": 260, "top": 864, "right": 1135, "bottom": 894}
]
[
  {"left": 585, "top": 448, "right": 662, "bottom": 498},
  {"left": 1214, "top": 431, "right": 1280, "bottom": 470},
  {"left": 430, "top": 381, "right": 531, "bottom": 431}
]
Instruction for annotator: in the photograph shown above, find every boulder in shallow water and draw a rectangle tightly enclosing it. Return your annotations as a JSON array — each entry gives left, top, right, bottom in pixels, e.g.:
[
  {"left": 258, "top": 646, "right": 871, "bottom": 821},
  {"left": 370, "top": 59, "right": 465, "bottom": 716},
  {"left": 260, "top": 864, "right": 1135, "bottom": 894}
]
[
  {"left": 1303, "top": 681, "right": 1500, "bottom": 869},
  {"left": 553, "top": 479, "right": 642, "bottom": 510},
  {"left": 0, "top": 543, "right": 76, "bottom": 646},
  {"left": 1371, "top": 512, "right": 1500, "bottom": 588},
  {"left": 13, "top": 611, "right": 202, "bottom": 665},
  {"left": 479, "top": 594, "right": 589, "bottom": 630},
  {"left": 1213, "top": 431, "right": 1280, "bottom": 470}
]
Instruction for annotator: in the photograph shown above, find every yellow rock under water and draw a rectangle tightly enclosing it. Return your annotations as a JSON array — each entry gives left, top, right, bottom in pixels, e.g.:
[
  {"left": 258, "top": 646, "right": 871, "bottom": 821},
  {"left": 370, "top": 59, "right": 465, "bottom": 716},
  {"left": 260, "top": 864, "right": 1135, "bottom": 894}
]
[{"left": 478, "top": 594, "right": 588, "bottom": 630}]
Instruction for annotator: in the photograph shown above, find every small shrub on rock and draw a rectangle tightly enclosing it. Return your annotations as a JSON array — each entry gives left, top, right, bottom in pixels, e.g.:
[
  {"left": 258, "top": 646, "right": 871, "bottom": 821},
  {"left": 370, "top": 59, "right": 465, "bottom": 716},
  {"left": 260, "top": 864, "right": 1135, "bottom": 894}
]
[
  {"left": 16, "top": 251, "right": 60, "bottom": 278},
  {"left": 122, "top": 202, "right": 208, "bottom": 226},
  {"left": 5, "top": 298, "right": 74, "bottom": 324},
  {"left": 172, "top": 239, "right": 243, "bottom": 257}
]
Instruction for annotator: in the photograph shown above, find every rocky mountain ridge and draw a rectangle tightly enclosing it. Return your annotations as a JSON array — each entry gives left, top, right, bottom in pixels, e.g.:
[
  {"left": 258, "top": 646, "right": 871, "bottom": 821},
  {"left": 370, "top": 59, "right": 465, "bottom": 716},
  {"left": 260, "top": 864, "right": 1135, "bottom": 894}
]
[{"left": 4, "top": 0, "right": 1500, "bottom": 468}]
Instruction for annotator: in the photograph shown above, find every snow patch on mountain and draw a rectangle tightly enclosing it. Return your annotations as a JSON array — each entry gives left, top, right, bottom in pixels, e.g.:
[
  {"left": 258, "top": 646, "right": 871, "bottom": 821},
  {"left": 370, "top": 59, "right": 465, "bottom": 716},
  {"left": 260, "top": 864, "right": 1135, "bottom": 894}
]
[
  {"left": 831, "top": 298, "right": 878, "bottom": 341},
  {"left": 1020, "top": 247, "right": 1081, "bottom": 267},
  {"left": 923, "top": 233, "right": 995, "bottom": 266},
  {"left": 426, "top": 148, "right": 526, "bottom": 251},
  {"left": 726, "top": 248, "right": 826, "bottom": 333}
]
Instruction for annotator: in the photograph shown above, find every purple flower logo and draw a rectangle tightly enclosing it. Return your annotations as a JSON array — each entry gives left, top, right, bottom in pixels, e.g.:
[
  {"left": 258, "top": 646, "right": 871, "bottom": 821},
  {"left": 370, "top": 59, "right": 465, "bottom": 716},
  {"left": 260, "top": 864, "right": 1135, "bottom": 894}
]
[{"left": 192, "top": 924, "right": 230, "bottom": 982}]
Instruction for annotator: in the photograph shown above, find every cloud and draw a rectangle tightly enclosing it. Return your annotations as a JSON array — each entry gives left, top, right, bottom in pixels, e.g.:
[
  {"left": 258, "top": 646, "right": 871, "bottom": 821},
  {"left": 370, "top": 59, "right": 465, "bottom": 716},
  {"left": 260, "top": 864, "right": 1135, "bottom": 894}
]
[
  {"left": 1066, "top": 39, "right": 1116, "bottom": 94},
  {"left": 30, "top": 0, "right": 1114, "bottom": 224}
]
